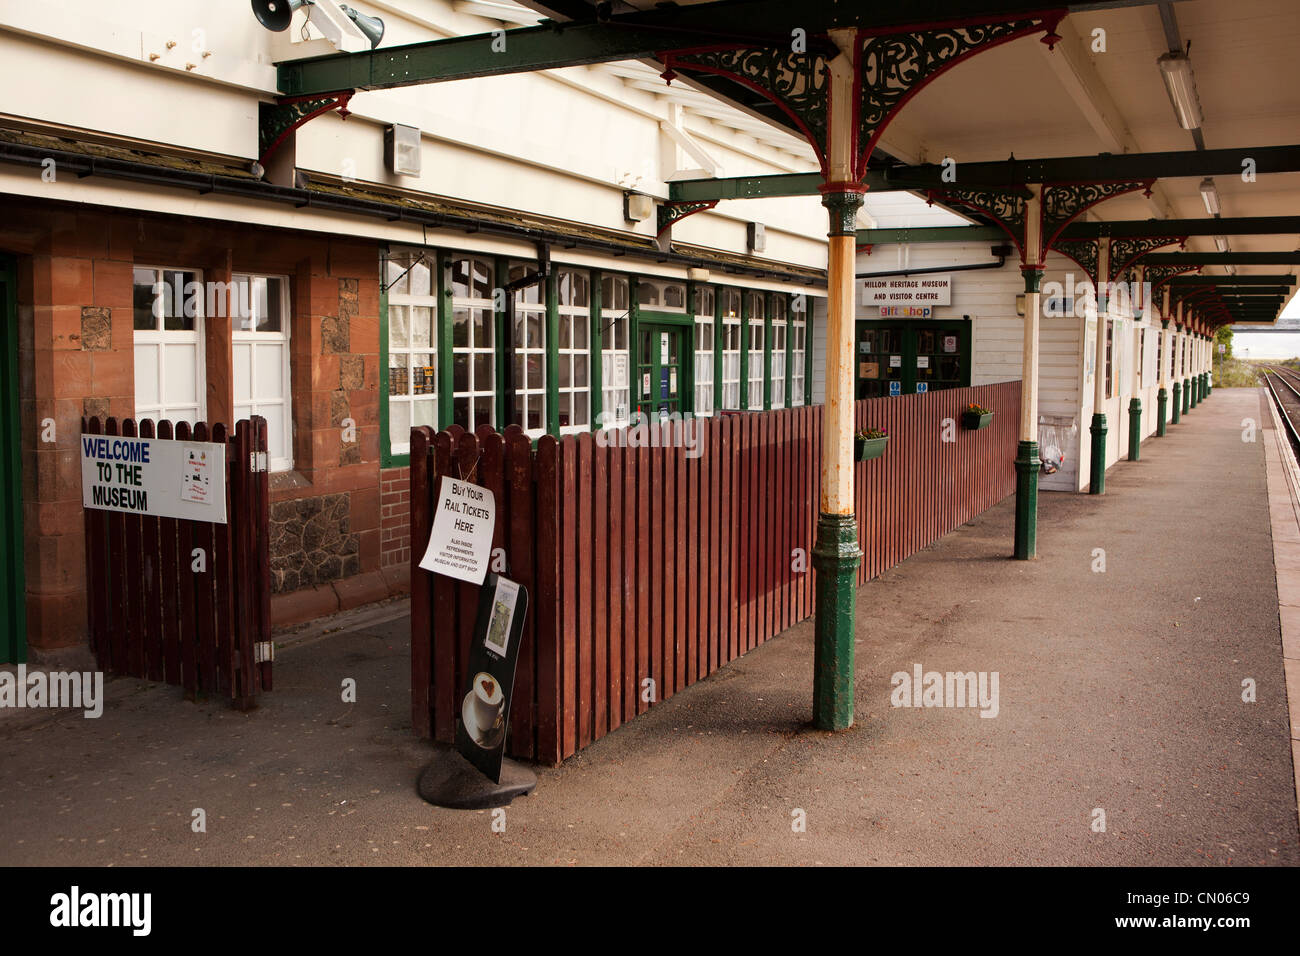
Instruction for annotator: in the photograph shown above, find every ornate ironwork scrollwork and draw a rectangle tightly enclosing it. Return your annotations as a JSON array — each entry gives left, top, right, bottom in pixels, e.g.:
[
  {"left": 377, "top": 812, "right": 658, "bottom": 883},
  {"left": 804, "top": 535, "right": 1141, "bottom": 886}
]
[
  {"left": 926, "top": 187, "right": 1027, "bottom": 250},
  {"left": 1052, "top": 238, "right": 1100, "bottom": 285},
  {"left": 657, "top": 199, "right": 719, "bottom": 236},
  {"left": 1145, "top": 263, "right": 1201, "bottom": 290},
  {"left": 668, "top": 47, "right": 831, "bottom": 163},
  {"left": 259, "top": 92, "right": 354, "bottom": 167},
  {"left": 1041, "top": 181, "right": 1151, "bottom": 247},
  {"left": 855, "top": 20, "right": 1042, "bottom": 178},
  {"left": 1107, "top": 236, "right": 1185, "bottom": 283}
]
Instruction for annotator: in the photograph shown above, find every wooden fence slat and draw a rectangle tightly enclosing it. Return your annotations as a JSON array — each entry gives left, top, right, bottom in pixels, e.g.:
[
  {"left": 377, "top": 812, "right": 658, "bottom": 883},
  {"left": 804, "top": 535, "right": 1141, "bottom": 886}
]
[
  {"left": 503, "top": 426, "right": 536, "bottom": 760},
  {"left": 576, "top": 432, "right": 593, "bottom": 750},
  {"left": 592, "top": 435, "right": 609, "bottom": 739},
  {"left": 534, "top": 435, "right": 562, "bottom": 764}
]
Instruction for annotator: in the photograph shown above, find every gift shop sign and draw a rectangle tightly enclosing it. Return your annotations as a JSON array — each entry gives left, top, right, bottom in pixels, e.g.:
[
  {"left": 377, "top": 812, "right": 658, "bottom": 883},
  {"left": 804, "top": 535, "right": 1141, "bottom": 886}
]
[
  {"left": 419, "top": 478, "right": 496, "bottom": 585},
  {"left": 860, "top": 275, "right": 952, "bottom": 307},
  {"left": 81, "top": 433, "right": 227, "bottom": 524}
]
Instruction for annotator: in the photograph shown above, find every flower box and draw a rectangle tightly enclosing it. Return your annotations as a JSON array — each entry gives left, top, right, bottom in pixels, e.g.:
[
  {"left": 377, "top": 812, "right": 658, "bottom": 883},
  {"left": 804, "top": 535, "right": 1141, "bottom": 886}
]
[
  {"left": 961, "top": 411, "right": 993, "bottom": 431},
  {"left": 855, "top": 436, "right": 889, "bottom": 461}
]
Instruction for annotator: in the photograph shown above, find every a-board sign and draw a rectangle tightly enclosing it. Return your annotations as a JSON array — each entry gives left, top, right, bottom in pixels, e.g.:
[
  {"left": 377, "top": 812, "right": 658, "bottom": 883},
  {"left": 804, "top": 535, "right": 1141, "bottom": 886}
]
[
  {"left": 419, "top": 477, "right": 496, "bottom": 585},
  {"left": 80, "top": 433, "right": 227, "bottom": 524},
  {"left": 456, "top": 574, "right": 529, "bottom": 783}
]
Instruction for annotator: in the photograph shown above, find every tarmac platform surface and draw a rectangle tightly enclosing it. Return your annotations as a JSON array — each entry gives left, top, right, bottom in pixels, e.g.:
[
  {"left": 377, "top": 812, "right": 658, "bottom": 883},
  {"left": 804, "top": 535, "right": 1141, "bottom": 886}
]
[{"left": 1, "top": 387, "right": 1295, "bottom": 866}]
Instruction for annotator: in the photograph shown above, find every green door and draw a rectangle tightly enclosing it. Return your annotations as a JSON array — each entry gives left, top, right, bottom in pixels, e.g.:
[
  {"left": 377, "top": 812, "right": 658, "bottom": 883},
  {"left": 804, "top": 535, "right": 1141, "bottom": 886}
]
[
  {"left": 0, "top": 255, "right": 25, "bottom": 662},
  {"left": 636, "top": 323, "right": 690, "bottom": 420},
  {"left": 857, "top": 319, "right": 971, "bottom": 399}
]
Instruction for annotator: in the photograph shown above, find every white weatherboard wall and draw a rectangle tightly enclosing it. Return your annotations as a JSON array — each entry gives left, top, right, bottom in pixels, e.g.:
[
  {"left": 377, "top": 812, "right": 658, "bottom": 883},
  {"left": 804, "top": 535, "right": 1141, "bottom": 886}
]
[{"left": 0, "top": 0, "right": 831, "bottom": 270}]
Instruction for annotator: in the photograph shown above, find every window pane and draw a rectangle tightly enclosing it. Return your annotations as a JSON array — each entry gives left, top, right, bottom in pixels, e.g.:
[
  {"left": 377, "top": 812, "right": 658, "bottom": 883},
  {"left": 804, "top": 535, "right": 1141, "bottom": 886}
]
[
  {"left": 453, "top": 396, "right": 470, "bottom": 428},
  {"left": 473, "top": 353, "right": 493, "bottom": 391},
  {"left": 574, "top": 316, "right": 588, "bottom": 349},
  {"left": 472, "top": 308, "right": 492, "bottom": 348},
  {"left": 412, "top": 353, "right": 435, "bottom": 394},
  {"left": 389, "top": 305, "right": 409, "bottom": 350},
  {"left": 411, "top": 307, "right": 433, "bottom": 348},
  {"left": 453, "top": 353, "right": 470, "bottom": 393},
  {"left": 574, "top": 355, "right": 588, "bottom": 388},
  {"left": 409, "top": 258, "right": 432, "bottom": 297},
  {"left": 474, "top": 395, "right": 494, "bottom": 426},
  {"left": 388, "top": 354, "right": 408, "bottom": 396},
  {"left": 412, "top": 400, "right": 436, "bottom": 428},
  {"left": 389, "top": 399, "right": 411, "bottom": 446},
  {"left": 559, "top": 312, "right": 572, "bottom": 350},
  {"left": 163, "top": 271, "right": 199, "bottom": 331},
  {"left": 452, "top": 308, "right": 470, "bottom": 348},
  {"left": 133, "top": 268, "right": 158, "bottom": 331}
]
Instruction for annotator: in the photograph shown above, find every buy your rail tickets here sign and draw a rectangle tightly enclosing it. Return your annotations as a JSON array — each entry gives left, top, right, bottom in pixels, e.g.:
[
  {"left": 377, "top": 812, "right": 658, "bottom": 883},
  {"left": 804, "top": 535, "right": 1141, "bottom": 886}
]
[{"left": 80, "top": 433, "right": 228, "bottom": 524}]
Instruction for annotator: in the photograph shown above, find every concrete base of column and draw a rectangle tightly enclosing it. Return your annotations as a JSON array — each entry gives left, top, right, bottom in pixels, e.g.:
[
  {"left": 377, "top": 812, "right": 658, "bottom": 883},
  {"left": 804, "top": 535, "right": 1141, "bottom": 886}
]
[
  {"left": 1013, "top": 440, "right": 1039, "bottom": 560},
  {"left": 1157, "top": 388, "right": 1168, "bottom": 437},
  {"left": 1089, "top": 413, "right": 1107, "bottom": 495},
  {"left": 811, "top": 512, "right": 862, "bottom": 731},
  {"left": 1127, "top": 398, "right": 1142, "bottom": 461},
  {"left": 1172, "top": 382, "right": 1182, "bottom": 424}
]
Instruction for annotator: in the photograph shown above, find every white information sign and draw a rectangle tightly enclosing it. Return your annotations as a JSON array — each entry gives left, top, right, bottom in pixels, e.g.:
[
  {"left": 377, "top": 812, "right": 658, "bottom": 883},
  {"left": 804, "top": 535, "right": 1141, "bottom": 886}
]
[
  {"left": 420, "top": 478, "right": 496, "bottom": 585},
  {"left": 81, "top": 433, "right": 227, "bottom": 523},
  {"left": 860, "top": 275, "right": 952, "bottom": 307}
]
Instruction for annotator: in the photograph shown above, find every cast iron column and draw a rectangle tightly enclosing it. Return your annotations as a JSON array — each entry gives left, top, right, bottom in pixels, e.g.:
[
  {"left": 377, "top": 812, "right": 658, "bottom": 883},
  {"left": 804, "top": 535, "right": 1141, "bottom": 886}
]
[
  {"left": 1089, "top": 240, "right": 1110, "bottom": 494},
  {"left": 1015, "top": 259, "right": 1042, "bottom": 560}
]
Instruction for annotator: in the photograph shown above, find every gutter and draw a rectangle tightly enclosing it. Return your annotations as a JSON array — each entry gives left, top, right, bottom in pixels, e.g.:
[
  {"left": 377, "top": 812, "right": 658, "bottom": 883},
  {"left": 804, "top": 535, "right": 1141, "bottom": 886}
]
[{"left": 0, "top": 141, "right": 826, "bottom": 288}]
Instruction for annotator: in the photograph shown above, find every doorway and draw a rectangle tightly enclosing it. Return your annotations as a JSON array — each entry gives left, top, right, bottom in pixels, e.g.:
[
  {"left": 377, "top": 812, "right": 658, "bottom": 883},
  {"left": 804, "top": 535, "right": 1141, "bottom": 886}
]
[
  {"left": 637, "top": 322, "right": 690, "bottom": 419},
  {"left": 0, "top": 255, "right": 25, "bottom": 662},
  {"left": 856, "top": 318, "right": 972, "bottom": 398}
]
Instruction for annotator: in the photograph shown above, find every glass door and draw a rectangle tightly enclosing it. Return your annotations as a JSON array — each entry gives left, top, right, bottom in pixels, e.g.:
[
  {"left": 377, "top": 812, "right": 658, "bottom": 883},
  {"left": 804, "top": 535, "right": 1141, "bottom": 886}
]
[
  {"left": 857, "top": 319, "right": 970, "bottom": 397},
  {"left": 857, "top": 324, "right": 906, "bottom": 398},
  {"left": 637, "top": 324, "right": 688, "bottom": 420}
]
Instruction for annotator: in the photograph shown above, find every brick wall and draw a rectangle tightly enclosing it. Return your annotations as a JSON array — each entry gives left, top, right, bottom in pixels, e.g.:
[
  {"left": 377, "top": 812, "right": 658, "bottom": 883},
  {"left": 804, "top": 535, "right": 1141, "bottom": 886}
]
[
  {"left": 381, "top": 466, "right": 411, "bottom": 569},
  {"left": 0, "top": 196, "right": 404, "bottom": 647}
]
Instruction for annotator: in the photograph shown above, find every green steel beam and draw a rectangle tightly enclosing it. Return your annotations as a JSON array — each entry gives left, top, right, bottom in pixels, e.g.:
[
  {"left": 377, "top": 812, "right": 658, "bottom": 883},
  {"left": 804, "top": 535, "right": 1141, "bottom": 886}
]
[
  {"left": 669, "top": 173, "right": 824, "bottom": 202},
  {"left": 1167, "top": 275, "right": 1296, "bottom": 286},
  {"left": 670, "top": 145, "right": 1300, "bottom": 203},
  {"left": 1141, "top": 252, "right": 1300, "bottom": 265},
  {"left": 1060, "top": 218, "right": 1300, "bottom": 240},
  {"left": 857, "top": 225, "right": 1006, "bottom": 244}
]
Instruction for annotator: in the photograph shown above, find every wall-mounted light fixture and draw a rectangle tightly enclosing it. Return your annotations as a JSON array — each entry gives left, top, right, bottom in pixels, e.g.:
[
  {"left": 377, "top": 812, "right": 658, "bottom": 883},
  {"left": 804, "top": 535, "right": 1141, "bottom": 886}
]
[
  {"left": 624, "top": 191, "right": 653, "bottom": 223},
  {"left": 1214, "top": 236, "right": 1230, "bottom": 253},
  {"left": 747, "top": 222, "right": 767, "bottom": 254},
  {"left": 384, "top": 124, "right": 421, "bottom": 176}
]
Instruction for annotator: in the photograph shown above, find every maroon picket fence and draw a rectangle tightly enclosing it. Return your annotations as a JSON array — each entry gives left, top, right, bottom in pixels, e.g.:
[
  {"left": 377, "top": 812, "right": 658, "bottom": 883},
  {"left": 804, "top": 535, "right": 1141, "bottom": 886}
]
[
  {"left": 82, "top": 415, "right": 272, "bottom": 708},
  {"left": 411, "top": 381, "right": 1020, "bottom": 764}
]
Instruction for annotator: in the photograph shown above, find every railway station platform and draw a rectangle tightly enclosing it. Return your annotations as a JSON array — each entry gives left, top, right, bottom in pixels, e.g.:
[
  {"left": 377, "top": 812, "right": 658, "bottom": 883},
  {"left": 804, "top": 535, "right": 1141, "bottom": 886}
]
[{"left": 1, "top": 387, "right": 1296, "bottom": 865}]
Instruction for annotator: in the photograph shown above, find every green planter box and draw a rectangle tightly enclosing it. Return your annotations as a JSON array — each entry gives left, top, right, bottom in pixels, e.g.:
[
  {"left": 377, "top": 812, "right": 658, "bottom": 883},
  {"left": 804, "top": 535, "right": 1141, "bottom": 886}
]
[
  {"left": 855, "top": 436, "right": 889, "bottom": 461},
  {"left": 961, "top": 411, "right": 993, "bottom": 431}
]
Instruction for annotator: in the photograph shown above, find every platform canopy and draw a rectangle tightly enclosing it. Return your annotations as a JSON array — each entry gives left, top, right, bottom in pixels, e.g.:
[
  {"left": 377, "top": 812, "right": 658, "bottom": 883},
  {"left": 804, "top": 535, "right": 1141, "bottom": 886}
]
[{"left": 501, "top": 0, "right": 1300, "bottom": 326}]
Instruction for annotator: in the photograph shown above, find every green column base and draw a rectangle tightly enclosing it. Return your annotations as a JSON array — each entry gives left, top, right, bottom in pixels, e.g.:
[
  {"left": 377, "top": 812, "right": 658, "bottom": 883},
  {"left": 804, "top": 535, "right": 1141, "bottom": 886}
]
[
  {"left": 1190, "top": 373, "right": 1199, "bottom": 408},
  {"left": 1089, "top": 413, "right": 1107, "bottom": 495},
  {"left": 1172, "top": 382, "right": 1181, "bottom": 423},
  {"left": 1206, "top": 373, "right": 1212, "bottom": 397},
  {"left": 1182, "top": 378, "right": 1190, "bottom": 414},
  {"left": 1157, "top": 388, "right": 1168, "bottom": 437},
  {"left": 811, "top": 512, "right": 862, "bottom": 731},
  {"left": 1014, "top": 440, "right": 1039, "bottom": 560},
  {"left": 1202, "top": 372, "right": 1209, "bottom": 400},
  {"left": 1127, "top": 398, "right": 1142, "bottom": 461}
]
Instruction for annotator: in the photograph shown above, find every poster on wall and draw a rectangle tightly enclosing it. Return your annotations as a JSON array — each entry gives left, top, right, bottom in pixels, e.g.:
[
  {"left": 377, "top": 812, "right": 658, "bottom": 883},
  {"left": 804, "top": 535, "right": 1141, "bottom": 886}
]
[
  {"left": 943, "top": 335, "right": 958, "bottom": 353},
  {"left": 861, "top": 361, "right": 880, "bottom": 379},
  {"left": 455, "top": 574, "right": 530, "bottom": 783}
]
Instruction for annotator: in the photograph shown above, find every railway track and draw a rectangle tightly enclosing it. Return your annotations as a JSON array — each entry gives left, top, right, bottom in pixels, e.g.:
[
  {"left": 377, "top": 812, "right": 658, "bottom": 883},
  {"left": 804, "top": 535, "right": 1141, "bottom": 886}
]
[{"left": 1261, "top": 366, "right": 1300, "bottom": 460}]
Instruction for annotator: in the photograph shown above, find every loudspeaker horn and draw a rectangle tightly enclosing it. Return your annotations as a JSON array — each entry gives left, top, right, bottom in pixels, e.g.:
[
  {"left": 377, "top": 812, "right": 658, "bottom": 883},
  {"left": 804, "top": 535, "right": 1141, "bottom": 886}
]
[
  {"left": 251, "top": 0, "right": 310, "bottom": 32},
  {"left": 340, "top": 4, "right": 384, "bottom": 49}
]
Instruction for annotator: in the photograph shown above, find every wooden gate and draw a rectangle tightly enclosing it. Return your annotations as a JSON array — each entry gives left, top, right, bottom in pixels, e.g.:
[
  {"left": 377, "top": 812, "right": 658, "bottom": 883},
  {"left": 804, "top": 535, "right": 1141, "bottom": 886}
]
[
  {"left": 82, "top": 415, "right": 273, "bottom": 708},
  {"left": 411, "top": 382, "right": 1021, "bottom": 764}
]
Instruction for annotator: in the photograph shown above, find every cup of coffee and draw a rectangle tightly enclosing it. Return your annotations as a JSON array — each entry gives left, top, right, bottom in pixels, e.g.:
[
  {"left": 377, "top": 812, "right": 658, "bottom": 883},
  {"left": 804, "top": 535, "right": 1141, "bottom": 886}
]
[{"left": 471, "top": 671, "right": 504, "bottom": 735}]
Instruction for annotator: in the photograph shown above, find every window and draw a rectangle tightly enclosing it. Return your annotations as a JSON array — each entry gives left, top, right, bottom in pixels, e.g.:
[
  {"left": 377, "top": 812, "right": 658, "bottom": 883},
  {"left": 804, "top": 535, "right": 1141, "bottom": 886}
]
[
  {"left": 386, "top": 251, "right": 437, "bottom": 455},
  {"left": 1104, "top": 320, "right": 1113, "bottom": 400},
  {"left": 746, "top": 291, "right": 765, "bottom": 409},
  {"left": 770, "top": 295, "right": 787, "bottom": 410},
  {"left": 694, "top": 286, "right": 715, "bottom": 416},
  {"left": 600, "top": 275, "right": 631, "bottom": 428},
  {"left": 510, "top": 264, "right": 546, "bottom": 436},
  {"left": 450, "top": 256, "right": 496, "bottom": 433},
  {"left": 790, "top": 302, "right": 807, "bottom": 406},
  {"left": 637, "top": 279, "right": 687, "bottom": 312},
  {"left": 232, "top": 274, "right": 292, "bottom": 471},
  {"left": 557, "top": 269, "right": 590, "bottom": 433},
  {"left": 720, "top": 288, "right": 742, "bottom": 409},
  {"left": 133, "top": 266, "right": 206, "bottom": 426}
]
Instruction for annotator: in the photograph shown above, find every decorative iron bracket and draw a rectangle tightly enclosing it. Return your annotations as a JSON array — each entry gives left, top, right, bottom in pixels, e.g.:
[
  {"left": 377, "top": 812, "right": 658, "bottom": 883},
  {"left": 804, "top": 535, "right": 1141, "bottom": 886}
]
[
  {"left": 658, "top": 10, "right": 1066, "bottom": 179},
  {"left": 1147, "top": 263, "right": 1202, "bottom": 291},
  {"left": 258, "top": 91, "right": 355, "bottom": 168},
  {"left": 1107, "top": 235, "right": 1186, "bottom": 284},
  {"left": 1052, "top": 238, "right": 1100, "bottom": 285},
  {"left": 656, "top": 198, "right": 718, "bottom": 237}
]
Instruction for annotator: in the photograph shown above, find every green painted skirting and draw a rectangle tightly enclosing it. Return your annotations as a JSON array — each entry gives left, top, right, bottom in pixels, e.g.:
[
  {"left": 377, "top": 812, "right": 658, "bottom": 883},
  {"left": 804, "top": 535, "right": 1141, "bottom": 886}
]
[
  {"left": 1089, "top": 413, "right": 1107, "bottom": 495},
  {"left": 811, "top": 512, "right": 862, "bottom": 731},
  {"left": 1013, "top": 440, "right": 1039, "bottom": 560},
  {"left": 1127, "top": 398, "right": 1142, "bottom": 461}
]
